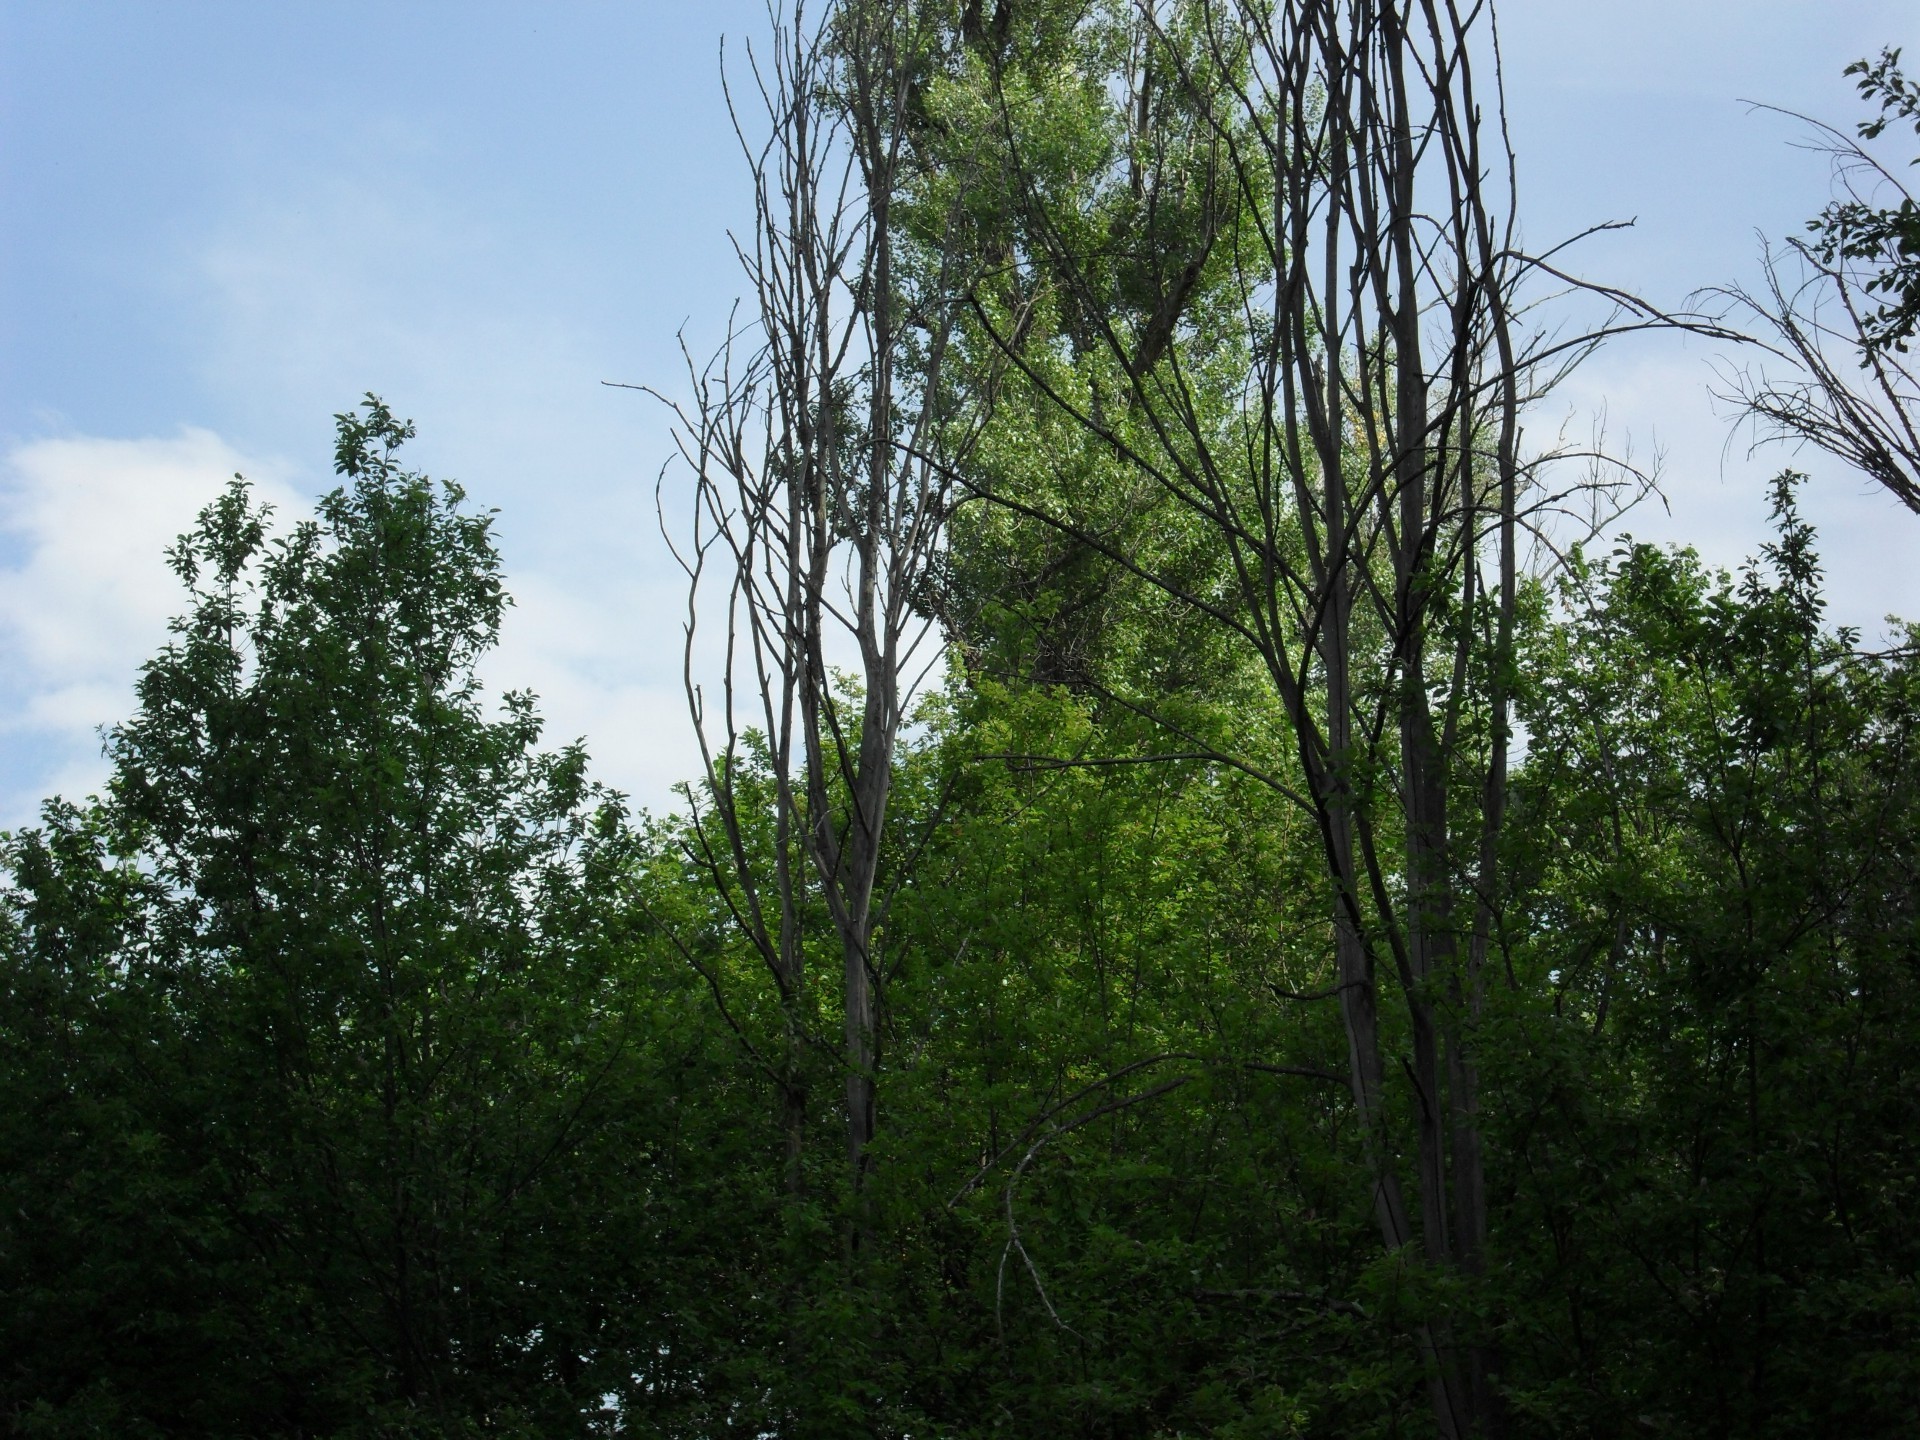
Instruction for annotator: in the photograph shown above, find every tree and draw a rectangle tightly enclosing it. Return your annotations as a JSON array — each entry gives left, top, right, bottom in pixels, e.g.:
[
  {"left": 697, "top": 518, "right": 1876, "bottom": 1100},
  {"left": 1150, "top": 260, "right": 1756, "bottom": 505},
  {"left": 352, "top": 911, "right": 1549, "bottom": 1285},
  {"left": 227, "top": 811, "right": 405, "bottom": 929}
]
[
  {"left": 11, "top": 17, "right": 1920, "bottom": 1439},
  {"left": 910, "top": 3, "right": 1664, "bottom": 1431},
  {"left": 647, "top": 0, "right": 990, "bottom": 1226},
  {"left": 0, "top": 399, "right": 669, "bottom": 1436},
  {"left": 1496, "top": 480, "right": 1920, "bottom": 1433},
  {"left": 1718, "top": 47, "right": 1920, "bottom": 513}
]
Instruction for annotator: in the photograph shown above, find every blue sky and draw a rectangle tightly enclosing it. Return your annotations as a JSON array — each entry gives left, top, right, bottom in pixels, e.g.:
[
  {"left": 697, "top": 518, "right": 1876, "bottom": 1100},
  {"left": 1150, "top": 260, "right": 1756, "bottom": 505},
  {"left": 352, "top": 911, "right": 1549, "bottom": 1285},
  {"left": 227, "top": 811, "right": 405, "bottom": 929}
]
[{"left": 2, "top": 1, "right": 1916, "bottom": 822}]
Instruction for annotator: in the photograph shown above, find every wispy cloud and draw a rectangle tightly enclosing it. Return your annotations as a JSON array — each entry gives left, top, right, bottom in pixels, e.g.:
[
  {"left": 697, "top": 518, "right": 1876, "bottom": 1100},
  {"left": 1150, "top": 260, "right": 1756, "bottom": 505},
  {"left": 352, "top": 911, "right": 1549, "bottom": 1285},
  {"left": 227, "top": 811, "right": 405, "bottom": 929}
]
[
  {"left": 0, "top": 420, "right": 705, "bottom": 828},
  {"left": 481, "top": 567, "right": 703, "bottom": 817},
  {"left": 148, "top": 155, "right": 713, "bottom": 813},
  {"left": 0, "top": 428, "right": 302, "bottom": 822}
]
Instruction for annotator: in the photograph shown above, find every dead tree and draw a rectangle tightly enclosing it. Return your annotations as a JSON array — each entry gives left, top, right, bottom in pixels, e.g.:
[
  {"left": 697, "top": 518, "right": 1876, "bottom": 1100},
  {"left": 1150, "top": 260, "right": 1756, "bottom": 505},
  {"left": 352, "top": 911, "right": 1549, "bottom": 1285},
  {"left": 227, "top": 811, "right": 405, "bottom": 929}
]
[
  {"left": 1712, "top": 70, "right": 1920, "bottom": 515},
  {"left": 647, "top": 0, "right": 974, "bottom": 1214}
]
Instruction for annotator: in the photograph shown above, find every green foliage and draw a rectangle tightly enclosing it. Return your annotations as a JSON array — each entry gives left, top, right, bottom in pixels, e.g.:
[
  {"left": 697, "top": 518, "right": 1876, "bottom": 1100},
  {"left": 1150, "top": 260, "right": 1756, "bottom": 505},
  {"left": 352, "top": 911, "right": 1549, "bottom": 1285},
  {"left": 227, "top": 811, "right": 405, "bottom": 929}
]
[
  {"left": 6, "top": 18, "right": 1920, "bottom": 1438},
  {"left": 860, "top": 682, "right": 1419, "bottom": 1438},
  {"left": 1808, "top": 47, "right": 1920, "bottom": 355},
  {"left": 1492, "top": 477, "right": 1920, "bottom": 1433},
  {"left": 8, "top": 403, "right": 1919, "bottom": 1438},
  {"left": 0, "top": 402, "right": 724, "bottom": 1437}
]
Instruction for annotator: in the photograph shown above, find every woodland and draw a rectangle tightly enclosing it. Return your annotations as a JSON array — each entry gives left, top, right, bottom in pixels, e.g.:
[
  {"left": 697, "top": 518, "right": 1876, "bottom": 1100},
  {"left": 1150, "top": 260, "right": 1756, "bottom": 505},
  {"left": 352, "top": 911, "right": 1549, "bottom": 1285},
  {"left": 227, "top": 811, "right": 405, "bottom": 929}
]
[{"left": 4, "top": 3, "right": 1920, "bottom": 1437}]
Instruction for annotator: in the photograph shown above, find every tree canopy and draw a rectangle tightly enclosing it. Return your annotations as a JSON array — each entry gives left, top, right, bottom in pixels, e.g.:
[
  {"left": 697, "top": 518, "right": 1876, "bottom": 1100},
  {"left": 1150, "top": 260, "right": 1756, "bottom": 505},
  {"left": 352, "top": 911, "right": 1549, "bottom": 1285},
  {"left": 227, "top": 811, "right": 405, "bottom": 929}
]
[{"left": 5, "top": 8, "right": 1919, "bottom": 1439}]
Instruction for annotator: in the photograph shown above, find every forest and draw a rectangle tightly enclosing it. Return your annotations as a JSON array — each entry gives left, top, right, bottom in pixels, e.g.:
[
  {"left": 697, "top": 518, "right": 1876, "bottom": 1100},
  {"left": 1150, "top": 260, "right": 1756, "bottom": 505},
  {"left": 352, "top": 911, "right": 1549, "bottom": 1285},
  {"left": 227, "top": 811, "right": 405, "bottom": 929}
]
[{"left": 4, "top": 3, "right": 1919, "bottom": 1437}]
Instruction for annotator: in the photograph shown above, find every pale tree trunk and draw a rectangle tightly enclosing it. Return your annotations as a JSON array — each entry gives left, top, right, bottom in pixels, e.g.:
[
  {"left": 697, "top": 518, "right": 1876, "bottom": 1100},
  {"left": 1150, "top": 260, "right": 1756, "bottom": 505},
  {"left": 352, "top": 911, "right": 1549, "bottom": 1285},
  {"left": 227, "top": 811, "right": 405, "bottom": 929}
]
[{"left": 649, "top": 0, "right": 982, "bottom": 1246}]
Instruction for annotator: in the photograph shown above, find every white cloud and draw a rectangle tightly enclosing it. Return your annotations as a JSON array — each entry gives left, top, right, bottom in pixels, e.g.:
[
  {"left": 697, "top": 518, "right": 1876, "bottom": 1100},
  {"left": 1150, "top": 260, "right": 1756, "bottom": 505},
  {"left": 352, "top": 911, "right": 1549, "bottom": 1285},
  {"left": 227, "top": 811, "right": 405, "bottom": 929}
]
[
  {"left": 0, "top": 428, "right": 302, "bottom": 823},
  {"left": 0, "top": 423, "right": 711, "bottom": 828},
  {"left": 481, "top": 566, "right": 704, "bottom": 816}
]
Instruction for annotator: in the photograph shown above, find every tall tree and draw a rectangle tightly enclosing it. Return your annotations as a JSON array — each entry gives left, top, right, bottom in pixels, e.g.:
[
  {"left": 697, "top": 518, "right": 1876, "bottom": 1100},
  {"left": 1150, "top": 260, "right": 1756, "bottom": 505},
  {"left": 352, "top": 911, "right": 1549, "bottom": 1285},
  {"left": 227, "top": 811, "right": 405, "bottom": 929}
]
[
  {"left": 647, "top": 0, "right": 985, "bottom": 1220},
  {"left": 917, "top": 2, "right": 1661, "bottom": 1431},
  {"left": 0, "top": 400, "right": 664, "bottom": 1436}
]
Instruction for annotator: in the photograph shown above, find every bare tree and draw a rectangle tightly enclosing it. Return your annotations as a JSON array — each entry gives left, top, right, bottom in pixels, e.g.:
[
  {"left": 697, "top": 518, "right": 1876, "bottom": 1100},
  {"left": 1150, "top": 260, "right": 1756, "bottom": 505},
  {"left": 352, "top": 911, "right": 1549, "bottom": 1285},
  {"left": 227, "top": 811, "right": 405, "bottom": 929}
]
[
  {"left": 642, "top": 0, "right": 977, "bottom": 1214},
  {"left": 1715, "top": 50, "right": 1920, "bottom": 514},
  {"left": 942, "top": 2, "right": 1668, "bottom": 1432}
]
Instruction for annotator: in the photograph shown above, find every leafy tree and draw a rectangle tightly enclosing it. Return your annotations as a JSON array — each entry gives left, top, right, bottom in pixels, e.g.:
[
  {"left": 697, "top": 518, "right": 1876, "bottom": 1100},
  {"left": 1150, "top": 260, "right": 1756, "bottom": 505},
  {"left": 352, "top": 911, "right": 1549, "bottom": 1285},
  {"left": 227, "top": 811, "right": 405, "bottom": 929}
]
[
  {"left": 8, "top": 15, "right": 1920, "bottom": 1440},
  {"left": 1493, "top": 477, "right": 1920, "bottom": 1434},
  {"left": 1813, "top": 49, "right": 1920, "bottom": 358},
  {"left": 0, "top": 400, "right": 695, "bottom": 1437},
  {"left": 901, "top": 4, "right": 1652, "bottom": 1431}
]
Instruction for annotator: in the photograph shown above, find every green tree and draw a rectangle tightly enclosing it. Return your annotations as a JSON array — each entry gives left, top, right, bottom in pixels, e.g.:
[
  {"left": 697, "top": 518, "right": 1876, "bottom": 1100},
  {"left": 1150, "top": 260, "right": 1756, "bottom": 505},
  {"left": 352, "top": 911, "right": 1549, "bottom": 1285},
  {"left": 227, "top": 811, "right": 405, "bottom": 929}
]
[
  {"left": 1812, "top": 49, "right": 1920, "bottom": 358},
  {"left": 0, "top": 400, "right": 689, "bottom": 1437},
  {"left": 906, "top": 4, "right": 1620, "bottom": 1431},
  {"left": 1493, "top": 478, "right": 1920, "bottom": 1434}
]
